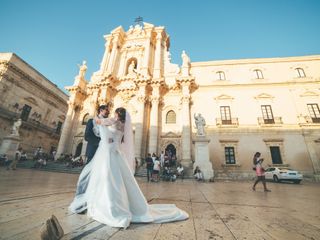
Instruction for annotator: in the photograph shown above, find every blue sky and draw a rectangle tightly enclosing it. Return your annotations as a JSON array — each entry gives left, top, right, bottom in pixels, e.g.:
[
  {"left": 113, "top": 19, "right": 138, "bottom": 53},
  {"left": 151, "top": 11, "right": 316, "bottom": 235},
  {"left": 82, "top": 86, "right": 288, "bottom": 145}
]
[{"left": 1, "top": 0, "right": 320, "bottom": 93}]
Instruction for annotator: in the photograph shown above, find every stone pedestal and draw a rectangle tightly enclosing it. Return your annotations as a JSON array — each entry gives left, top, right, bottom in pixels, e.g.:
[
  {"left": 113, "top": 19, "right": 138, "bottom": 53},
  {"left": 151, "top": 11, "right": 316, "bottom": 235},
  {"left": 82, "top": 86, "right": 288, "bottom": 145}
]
[
  {"left": 193, "top": 136, "right": 214, "bottom": 180},
  {"left": 0, "top": 134, "right": 21, "bottom": 160}
]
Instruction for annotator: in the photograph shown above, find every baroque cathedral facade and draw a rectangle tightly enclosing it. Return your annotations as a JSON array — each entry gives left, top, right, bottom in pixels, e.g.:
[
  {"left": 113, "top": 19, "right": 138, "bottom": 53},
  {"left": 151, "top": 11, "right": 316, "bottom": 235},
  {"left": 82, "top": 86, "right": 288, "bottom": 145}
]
[{"left": 56, "top": 23, "right": 320, "bottom": 180}]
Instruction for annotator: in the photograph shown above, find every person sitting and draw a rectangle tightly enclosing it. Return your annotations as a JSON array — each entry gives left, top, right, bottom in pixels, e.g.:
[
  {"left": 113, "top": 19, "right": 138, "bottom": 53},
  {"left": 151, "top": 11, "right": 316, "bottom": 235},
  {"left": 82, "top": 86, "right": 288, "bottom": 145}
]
[
  {"left": 194, "top": 166, "right": 204, "bottom": 181},
  {"left": 162, "top": 167, "right": 176, "bottom": 182},
  {"left": 176, "top": 164, "right": 184, "bottom": 180},
  {"left": 20, "top": 151, "right": 28, "bottom": 161}
]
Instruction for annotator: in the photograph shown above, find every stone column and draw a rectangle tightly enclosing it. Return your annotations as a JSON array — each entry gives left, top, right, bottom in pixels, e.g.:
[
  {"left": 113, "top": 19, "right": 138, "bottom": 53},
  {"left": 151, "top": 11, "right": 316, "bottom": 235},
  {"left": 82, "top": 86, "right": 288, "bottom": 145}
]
[
  {"left": 141, "top": 37, "right": 151, "bottom": 76},
  {"left": 153, "top": 32, "right": 162, "bottom": 78},
  {"left": 100, "top": 37, "right": 111, "bottom": 72},
  {"left": 148, "top": 89, "right": 160, "bottom": 155},
  {"left": 118, "top": 51, "right": 127, "bottom": 77},
  {"left": 106, "top": 37, "right": 119, "bottom": 75},
  {"left": 180, "top": 87, "right": 192, "bottom": 169},
  {"left": 135, "top": 86, "right": 147, "bottom": 161},
  {"left": 56, "top": 102, "right": 77, "bottom": 158}
]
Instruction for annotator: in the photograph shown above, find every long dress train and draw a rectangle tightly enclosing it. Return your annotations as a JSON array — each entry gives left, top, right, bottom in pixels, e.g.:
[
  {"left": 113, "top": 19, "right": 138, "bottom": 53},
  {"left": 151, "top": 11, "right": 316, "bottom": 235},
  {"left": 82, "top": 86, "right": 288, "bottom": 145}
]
[{"left": 69, "top": 123, "right": 188, "bottom": 228}]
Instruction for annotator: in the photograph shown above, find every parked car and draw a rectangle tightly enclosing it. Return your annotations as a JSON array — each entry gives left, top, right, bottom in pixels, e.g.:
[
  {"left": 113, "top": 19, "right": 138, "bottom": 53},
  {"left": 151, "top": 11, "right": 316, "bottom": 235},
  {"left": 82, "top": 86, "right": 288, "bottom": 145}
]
[{"left": 264, "top": 167, "right": 303, "bottom": 184}]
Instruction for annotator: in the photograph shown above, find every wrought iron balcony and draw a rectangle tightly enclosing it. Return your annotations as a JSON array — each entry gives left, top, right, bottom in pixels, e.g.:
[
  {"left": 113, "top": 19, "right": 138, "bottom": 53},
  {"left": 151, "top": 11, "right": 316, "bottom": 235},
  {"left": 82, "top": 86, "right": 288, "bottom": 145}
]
[
  {"left": 216, "top": 118, "right": 239, "bottom": 127},
  {"left": 258, "top": 117, "right": 283, "bottom": 125},
  {"left": 0, "top": 106, "right": 61, "bottom": 137},
  {"left": 304, "top": 116, "right": 320, "bottom": 124}
]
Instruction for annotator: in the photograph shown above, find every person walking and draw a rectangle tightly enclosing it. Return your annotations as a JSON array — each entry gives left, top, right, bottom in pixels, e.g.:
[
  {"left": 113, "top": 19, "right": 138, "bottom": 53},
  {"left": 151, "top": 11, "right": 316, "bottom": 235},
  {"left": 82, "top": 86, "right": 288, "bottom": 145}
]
[
  {"left": 252, "top": 152, "right": 271, "bottom": 192},
  {"left": 145, "top": 153, "right": 154, "bottom": 182},
  {"left": 7, "top": 147, "right": 22, "bottom": 170}
]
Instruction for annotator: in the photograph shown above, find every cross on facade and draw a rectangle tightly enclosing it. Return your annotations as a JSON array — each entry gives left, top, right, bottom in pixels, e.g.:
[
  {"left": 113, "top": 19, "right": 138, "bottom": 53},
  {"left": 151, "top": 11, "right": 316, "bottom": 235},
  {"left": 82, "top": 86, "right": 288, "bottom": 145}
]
[{"left": 134, "top": 16, "right": 143, "bottom": 26}]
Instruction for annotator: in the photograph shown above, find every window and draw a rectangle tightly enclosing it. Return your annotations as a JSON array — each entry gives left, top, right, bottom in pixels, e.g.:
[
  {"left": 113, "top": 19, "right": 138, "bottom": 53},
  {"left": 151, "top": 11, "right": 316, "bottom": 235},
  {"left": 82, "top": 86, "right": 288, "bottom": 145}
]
[
  {"left": 82, "top": 113, "right": 90, "bottom": 125},
  {"left": 220, "top": 106, "right": 232, "bottom": 124},
  {"left": 295, "top": 68, "right": 306, "bottom": 78},
  {"left": 216, "top": 71, "right": 226, "bottom": 80},
  {"left": 261, "top": 105, "right": 274, "bottom": 124},
  {"left": 166, "top": 110, "right": 176, "bottom": 124},
  {"left": 20, "top": 104, "right": 32, "bottom": 121},
  {"left": 56, "top": 121, "right": 63, "bottom": 134},
  {"left": 307, "top": 104, "right": 320, "bottom": 123},
  {"left": 270, "top": 146, "right": 283, "bottom": 164},
  {"left": 225, "top": 147, "right": 236, "bottom": 164},
  {"left": 254, "top": 69, "right": 264, "bottom": 79}
]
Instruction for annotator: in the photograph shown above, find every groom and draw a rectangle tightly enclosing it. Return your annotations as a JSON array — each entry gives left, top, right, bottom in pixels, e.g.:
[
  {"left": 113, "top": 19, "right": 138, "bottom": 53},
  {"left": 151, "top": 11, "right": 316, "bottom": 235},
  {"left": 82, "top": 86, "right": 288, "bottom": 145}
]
[{"left": 84, "top": 103, "right": 111, "bottom": 164}]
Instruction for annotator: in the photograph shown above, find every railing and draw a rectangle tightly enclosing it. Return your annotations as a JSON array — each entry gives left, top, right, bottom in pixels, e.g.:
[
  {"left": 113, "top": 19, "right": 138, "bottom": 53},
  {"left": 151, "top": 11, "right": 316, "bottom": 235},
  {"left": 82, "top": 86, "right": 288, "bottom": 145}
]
[
  {"left": 258, "top": 117, "right": 283, "bottom": 125},
  {"left": 216, "top": 118, "right": 239, "bottom": 126},
  {"left": 304, "top": 116, "right": 320, "bottom": 124}
]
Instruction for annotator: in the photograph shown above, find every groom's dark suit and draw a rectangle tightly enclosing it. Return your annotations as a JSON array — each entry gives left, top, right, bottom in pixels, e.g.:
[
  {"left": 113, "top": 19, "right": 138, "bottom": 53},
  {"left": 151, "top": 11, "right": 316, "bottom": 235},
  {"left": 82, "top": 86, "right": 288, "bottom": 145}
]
[{"left": 84, "top": 119, "right": 100, "bottom": 164}]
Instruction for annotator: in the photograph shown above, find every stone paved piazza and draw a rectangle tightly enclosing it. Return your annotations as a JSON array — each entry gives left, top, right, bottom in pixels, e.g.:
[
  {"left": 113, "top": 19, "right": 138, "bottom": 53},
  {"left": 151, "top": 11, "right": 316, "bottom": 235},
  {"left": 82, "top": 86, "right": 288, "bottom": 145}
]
[{"left": 0, "top": 169, "right": 319, "bottom": 240}]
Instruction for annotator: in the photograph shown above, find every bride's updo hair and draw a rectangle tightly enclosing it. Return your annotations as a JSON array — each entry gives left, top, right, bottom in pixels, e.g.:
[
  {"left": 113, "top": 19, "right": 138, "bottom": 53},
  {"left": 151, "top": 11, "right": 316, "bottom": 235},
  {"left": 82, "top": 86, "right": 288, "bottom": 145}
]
[{"left": 115, "top": 107, "right": 126, "bottom": 123}]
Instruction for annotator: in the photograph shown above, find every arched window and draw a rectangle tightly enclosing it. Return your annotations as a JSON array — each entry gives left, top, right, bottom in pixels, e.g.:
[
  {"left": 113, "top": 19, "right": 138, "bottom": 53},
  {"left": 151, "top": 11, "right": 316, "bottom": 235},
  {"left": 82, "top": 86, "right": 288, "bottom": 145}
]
[
  {"left": 295, "top": 68, "right": 306, "bottom": 78},
  {"left": 216, "top": 71, "right": 226, "bottom": 80},
  {"left": 254, "top": 69, "right": 264, "bottom": 79},
  {"left": 166, "top": 110, "right": 176, "bottom": 124},
  {"left": 82, "top": 113, "right": 90, "bottom": 125}
]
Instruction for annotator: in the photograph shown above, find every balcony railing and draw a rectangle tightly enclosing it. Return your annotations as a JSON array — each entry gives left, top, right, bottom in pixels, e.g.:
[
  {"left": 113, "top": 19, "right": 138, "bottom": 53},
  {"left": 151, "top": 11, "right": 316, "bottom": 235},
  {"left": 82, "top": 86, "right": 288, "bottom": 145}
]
[
  {"left": 0, "top": 106, "right": 60, "bottom": 137},
  {"left": 304, "top": 116, "right": 320, "bottom": 124},
  {"left": 216, "top": 118, "right": 239, "bottom": 127},
  {"left": 258, "top": 117, "right": 283, "bottom": 125}
]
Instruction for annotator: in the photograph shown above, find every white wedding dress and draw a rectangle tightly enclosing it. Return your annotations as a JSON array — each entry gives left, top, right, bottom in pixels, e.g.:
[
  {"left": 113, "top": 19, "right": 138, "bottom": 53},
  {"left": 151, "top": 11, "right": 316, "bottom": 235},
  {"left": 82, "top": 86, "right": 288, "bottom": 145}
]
[{"left": 69, "top": 118, "right": 188, "bottom": 228}]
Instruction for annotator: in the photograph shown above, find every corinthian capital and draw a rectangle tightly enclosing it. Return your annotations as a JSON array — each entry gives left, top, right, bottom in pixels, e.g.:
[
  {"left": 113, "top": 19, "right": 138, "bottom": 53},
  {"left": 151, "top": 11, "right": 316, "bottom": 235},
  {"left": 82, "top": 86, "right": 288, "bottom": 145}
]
[
  {"left": 137, "top": 95, "right": 147, "bottom": 103},
  {"left": 181, "top": 95, "right": 190, "bottom": 104},
  {"left": 150, "top": 96, "right": 160, "bottom": 104}
]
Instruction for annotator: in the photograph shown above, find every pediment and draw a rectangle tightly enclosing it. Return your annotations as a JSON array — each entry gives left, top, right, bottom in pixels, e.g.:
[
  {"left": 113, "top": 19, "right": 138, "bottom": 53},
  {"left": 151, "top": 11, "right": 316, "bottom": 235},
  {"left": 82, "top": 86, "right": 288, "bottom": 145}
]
[
  {"left": 24, "top": 97, "right": 38, "bottom": 106},
  {"left": 300, "top": 91, "right": 319, "bottom": 97},
  {"left": 254, "top": 93, "right": 274, "bottom": 99},
  {"left": 111, "top": 26, "right": 125, "bottom": 34},
  {"left": 214, "top": 94, "right": 234, "bottom": 100},
  {"left": 161, "top": 131, "right": 181, "bottom": 138}
]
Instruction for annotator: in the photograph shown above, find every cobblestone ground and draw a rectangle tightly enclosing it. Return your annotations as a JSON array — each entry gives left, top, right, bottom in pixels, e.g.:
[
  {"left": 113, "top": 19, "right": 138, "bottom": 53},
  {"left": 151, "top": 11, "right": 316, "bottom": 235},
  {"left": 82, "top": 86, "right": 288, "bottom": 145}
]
[{"left": 0, "top": 168, "right": 319, "bottom": 240}]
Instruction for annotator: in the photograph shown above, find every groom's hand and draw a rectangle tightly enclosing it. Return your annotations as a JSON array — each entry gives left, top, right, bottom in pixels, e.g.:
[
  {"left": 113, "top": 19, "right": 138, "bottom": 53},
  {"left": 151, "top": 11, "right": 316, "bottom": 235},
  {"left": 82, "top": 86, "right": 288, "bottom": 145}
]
[{"left": 95, "top": 118, "right": 101, "bottom": 125}]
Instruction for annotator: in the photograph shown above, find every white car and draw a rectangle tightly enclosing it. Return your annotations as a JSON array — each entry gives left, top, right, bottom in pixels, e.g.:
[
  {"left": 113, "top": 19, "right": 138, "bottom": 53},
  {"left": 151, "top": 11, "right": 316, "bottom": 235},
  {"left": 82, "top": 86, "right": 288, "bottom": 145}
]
[{"left": 264, "top": 167, "right": 303, "bottom": 184}]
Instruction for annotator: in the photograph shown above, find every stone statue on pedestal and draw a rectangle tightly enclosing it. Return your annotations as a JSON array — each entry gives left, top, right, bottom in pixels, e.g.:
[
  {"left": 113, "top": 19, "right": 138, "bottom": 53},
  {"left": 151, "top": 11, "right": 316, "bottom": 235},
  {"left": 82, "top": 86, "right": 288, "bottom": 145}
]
[
  {"left": 78, "top": 60, "right": 87, "bottom": 79},
  {"left": 12, "top": 119, "right": 22, "bottom": 136},
  {"left": 181, "top": 50, "right": 190, "bottom": 67},
  {"left": 194, "top": 113, "right": 206, "bottom": 136},
  {"left": 127, "top": 60, "right": 137, "bottom": 77}
]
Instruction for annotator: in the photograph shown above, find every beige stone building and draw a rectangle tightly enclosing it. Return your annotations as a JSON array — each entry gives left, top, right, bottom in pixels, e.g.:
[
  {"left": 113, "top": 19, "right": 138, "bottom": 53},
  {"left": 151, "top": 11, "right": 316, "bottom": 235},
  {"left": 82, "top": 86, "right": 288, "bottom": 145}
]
[
  {"left": 0, "top": 53, "right": 68, "bottom": 157},
  {"left": 57, "top": 23, "right": 320, "bottom": 180}
]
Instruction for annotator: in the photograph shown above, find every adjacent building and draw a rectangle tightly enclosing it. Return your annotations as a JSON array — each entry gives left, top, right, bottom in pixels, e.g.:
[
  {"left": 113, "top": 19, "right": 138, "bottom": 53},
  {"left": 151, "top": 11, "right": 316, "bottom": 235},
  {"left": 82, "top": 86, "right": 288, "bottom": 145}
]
[
  {"left": 56, "top": 23, "right": 320, "bottom": 180},
  {"left": 0, "top": 53, "right": 68, "bottom": 156}
]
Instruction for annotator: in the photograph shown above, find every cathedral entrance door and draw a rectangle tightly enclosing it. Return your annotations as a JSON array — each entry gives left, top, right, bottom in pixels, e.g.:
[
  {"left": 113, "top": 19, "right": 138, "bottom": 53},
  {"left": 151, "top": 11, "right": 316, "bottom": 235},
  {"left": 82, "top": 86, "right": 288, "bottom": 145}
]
[
  {"left": 75, "top": 142, "right": 83, "bottom": 157},
  {"left": 165, "top": 144, "right": 177, "bottom": 166}
]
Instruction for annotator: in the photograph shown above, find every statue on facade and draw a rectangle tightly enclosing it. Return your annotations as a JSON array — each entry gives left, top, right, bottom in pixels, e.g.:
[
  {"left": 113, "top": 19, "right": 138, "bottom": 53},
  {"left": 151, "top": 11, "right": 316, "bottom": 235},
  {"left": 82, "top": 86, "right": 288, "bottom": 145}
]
[
  {"left": 127, "top": 60, "right": 137, "bottom": 77},
  {"left": 11, "top": 119, "right": 22, "bottom": 136},
  {"left": 194, "top": 113, "right": 206, "bottom": 136},
  {"left": 77, "top": 60, "right": 87, "bottom": 79},
  {"left": 181, "top": 50, "right": 190, "bottom": 67}
]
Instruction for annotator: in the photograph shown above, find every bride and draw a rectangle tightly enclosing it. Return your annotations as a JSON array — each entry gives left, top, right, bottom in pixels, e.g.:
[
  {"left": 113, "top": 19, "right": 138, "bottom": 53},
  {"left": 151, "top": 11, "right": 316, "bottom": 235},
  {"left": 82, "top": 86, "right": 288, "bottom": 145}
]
[{"left": 69, "top": 107, "right": 188, "bottom": 228}]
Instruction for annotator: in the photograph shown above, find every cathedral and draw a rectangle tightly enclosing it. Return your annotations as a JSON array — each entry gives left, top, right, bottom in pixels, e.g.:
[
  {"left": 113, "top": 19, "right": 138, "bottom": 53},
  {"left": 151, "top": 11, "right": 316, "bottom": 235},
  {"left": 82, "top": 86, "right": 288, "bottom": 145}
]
[{"left": 56, "top": 23, "right": 320, "bottom": 180}]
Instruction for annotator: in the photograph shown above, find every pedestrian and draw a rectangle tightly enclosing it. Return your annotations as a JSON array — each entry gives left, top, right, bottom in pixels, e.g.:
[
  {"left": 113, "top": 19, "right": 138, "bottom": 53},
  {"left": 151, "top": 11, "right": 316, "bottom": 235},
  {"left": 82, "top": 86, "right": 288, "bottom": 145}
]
[
  {"left": 252, "top": 152, "right": 271, "bottom": 192},
  {"left": 152, "top": 158, "right": 161, "bottom": 182},
  {"left": 7, "top": 147, "right": 22, "bottom": 170},
  {"left": 145, "top": 153, "right": 154, "bottom": 182}
]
